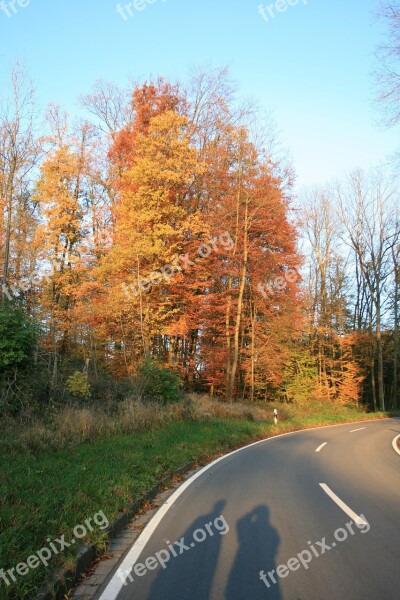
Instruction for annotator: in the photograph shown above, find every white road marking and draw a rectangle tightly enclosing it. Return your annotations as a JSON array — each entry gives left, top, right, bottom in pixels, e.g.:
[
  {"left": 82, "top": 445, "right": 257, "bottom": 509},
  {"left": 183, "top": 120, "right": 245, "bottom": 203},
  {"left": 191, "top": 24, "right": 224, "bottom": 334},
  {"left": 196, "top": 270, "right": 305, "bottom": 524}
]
[
  {"left": 98, "top": 418, "right": 385, "bottom": 600},
  {"left": 319, "top": 483, "right": 367, "bottom": 526},
  {"left": 392, "top": 434, "right": 400, "bottom": 457},
  {"left": 350, "top": 427, "right": 366, "bottom": 433},
  {"left": 315, "top": 442, "right": 328, "bottom": 453}
]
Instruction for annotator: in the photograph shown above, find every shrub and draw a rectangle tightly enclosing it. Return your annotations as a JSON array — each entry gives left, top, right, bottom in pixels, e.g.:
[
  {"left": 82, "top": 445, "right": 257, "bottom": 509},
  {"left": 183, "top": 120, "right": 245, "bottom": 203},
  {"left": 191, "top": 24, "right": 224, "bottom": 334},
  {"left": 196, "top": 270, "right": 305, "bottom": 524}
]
[
  {"left": 0, "top": 302, "right": 38, "bottom": 378},
  {"left": 66, "top": 371, "right": 91, "bottom": 400},
  {"left": 135, "top": 360, "right": 181, "bottom": 405},
  {"left": 279, "top": 350, "right": 320, "bottom": 406}
]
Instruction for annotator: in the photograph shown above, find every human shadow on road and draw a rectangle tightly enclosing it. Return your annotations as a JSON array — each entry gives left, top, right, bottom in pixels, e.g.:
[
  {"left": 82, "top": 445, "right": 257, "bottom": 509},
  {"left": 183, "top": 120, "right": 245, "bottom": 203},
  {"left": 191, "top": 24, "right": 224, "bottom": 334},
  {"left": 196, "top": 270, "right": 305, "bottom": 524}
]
[
  {"left": 147, "top": 499, "right": 227, "bottom": 599},
  {"left": 225, "top": 505, "right": 281, "bottom": 599}
]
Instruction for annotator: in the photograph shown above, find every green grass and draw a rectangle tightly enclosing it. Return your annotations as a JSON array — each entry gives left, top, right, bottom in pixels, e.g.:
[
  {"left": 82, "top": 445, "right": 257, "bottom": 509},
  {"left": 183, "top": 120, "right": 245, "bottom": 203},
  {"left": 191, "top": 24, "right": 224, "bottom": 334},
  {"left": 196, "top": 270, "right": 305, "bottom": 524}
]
[{"left": 0, "top": 403, "right": 391, "bottom": 599}]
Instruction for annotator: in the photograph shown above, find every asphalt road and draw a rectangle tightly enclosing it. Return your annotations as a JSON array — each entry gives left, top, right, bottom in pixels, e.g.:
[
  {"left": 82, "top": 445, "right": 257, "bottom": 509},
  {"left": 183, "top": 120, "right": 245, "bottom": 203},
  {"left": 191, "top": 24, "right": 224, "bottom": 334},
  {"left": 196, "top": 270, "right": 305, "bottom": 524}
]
[{"left": 96, "top": 419, "right": 400, "bottom": 600}]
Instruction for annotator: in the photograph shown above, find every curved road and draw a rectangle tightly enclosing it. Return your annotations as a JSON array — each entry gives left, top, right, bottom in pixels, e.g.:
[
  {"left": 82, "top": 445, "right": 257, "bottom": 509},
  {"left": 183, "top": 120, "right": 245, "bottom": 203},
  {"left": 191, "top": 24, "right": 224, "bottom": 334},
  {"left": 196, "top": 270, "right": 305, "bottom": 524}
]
[{"left": 96, "top": 419, "right": 400, "bottom": 600}]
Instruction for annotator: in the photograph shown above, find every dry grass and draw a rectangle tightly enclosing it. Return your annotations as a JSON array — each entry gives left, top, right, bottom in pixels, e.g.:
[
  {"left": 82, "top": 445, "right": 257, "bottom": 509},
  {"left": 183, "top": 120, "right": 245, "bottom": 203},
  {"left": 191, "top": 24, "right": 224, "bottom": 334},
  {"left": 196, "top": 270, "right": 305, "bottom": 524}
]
[
  {"left": 54, "top": 407, "right": 116, "bottom": 439},
  {"left": 0, "top": 397, "right": 193, "bottom": 451},
  {"left": 1, "top": 394, "right": 379, "bottom": 453},
  {"left": 117, "top": 399, "right": 188, "bottom": 432},
  {"left": 16, "top": 422, "right": 57, "bottom": 452},
  {"left": 188, "top": 394, "right": 279, "bottom": 422}
]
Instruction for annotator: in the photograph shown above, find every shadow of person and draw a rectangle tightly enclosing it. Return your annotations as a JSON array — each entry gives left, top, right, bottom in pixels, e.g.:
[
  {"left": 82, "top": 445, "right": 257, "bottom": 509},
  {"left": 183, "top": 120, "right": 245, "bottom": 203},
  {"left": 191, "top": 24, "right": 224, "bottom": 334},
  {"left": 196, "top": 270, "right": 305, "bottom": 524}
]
[
  {"left": 148, "top": 499, "right": 227, "bottom": 600},
  {"left": 225, "top": 505, "right": 281, "bottom": 599}
]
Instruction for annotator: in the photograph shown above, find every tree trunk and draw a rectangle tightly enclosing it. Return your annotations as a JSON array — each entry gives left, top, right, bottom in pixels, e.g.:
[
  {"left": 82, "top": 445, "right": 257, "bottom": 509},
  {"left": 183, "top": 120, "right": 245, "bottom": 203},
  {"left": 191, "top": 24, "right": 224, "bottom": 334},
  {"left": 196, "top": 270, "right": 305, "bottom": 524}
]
[
  {"left": 228, "top": 194, "right": 249, "bottom": 402},
  {"left": 376, "top": 296, "right": 385, "bottom": 411}
]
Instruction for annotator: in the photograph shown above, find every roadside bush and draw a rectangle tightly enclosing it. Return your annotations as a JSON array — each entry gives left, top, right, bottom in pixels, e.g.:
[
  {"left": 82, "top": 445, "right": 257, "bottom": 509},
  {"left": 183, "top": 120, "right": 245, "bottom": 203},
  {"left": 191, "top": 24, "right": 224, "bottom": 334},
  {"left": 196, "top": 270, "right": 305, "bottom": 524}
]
[
  {"left": 0, "top": 302, "right": 38, "bottom": 378},
  {"left": 66, "top": 371, "right": 91, "bottom": 400},
  {"left": 0, "top": 302, "right": 41, "bottom": 418},
  {"left": 135, "top": 360, "right": 181, "bottom": 404}
]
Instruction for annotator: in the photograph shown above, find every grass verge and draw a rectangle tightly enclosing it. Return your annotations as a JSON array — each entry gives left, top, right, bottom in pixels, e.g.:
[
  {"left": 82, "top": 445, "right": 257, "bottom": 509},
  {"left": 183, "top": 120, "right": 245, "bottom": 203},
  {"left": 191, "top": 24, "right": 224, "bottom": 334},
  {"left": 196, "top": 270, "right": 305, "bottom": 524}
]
[{"left": 0, "top": 399, "right": 392, "bottom": 599}]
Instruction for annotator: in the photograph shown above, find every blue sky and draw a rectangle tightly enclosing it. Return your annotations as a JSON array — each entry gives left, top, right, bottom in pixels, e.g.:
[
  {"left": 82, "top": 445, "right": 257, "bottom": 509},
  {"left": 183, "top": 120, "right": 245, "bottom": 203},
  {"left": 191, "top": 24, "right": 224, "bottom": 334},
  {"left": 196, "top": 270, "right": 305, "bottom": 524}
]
[{"left": 0, "top": 0, "right": 397, "bottom": 188}]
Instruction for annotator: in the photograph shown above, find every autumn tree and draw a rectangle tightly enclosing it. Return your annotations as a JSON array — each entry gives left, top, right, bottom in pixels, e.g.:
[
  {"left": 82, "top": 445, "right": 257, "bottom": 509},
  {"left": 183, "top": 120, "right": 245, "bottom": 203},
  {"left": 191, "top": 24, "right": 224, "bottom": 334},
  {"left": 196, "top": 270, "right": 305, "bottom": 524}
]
[
  {"left": 0, "top": 63, "right": 42, "bottom": 302},
  {"left": 32, "top": 122, "right": 93, "bottom": 388},
  {"left": 337, "top": 169, "right": 400, "bottom": 411},
  {"left": 87, "top": 81, "right": 201, "bottom": 376},
  {"left": 300, "top": 186, "right": 368, "bottom": 406}
]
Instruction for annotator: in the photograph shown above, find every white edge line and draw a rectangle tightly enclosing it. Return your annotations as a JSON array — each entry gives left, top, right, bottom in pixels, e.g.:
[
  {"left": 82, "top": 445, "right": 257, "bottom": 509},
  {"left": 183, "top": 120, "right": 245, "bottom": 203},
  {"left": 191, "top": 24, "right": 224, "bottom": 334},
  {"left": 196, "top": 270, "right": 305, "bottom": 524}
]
[
  {"left": 315, "top": 442, "right": 328, "bottom": 453},
  {"left": 350, "top": 427, "right": 366, "bottom": 433},
  {"left": 319, "top": 483, "right": 367, "bottom": 527},
  {"left": 99, "top": 418, "right": 388, "bottom": 600},
  {"left": 392, "top": 434, "right": 400, "bottom": 456}
]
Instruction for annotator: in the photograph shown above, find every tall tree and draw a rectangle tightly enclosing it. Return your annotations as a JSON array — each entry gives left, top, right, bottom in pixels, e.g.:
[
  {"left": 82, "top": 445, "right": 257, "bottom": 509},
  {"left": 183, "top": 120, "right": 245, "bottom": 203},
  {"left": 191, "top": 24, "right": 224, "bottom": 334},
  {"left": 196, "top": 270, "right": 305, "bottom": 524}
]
[
  {"left": 337, "top": 169, "right": 400, "bottom": 411},
  {"left": 0, "top": 63, "right": 41, "bottom": 300},
  {"left": 376, "top": 1, "right": 400, "bottom": 126}
]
